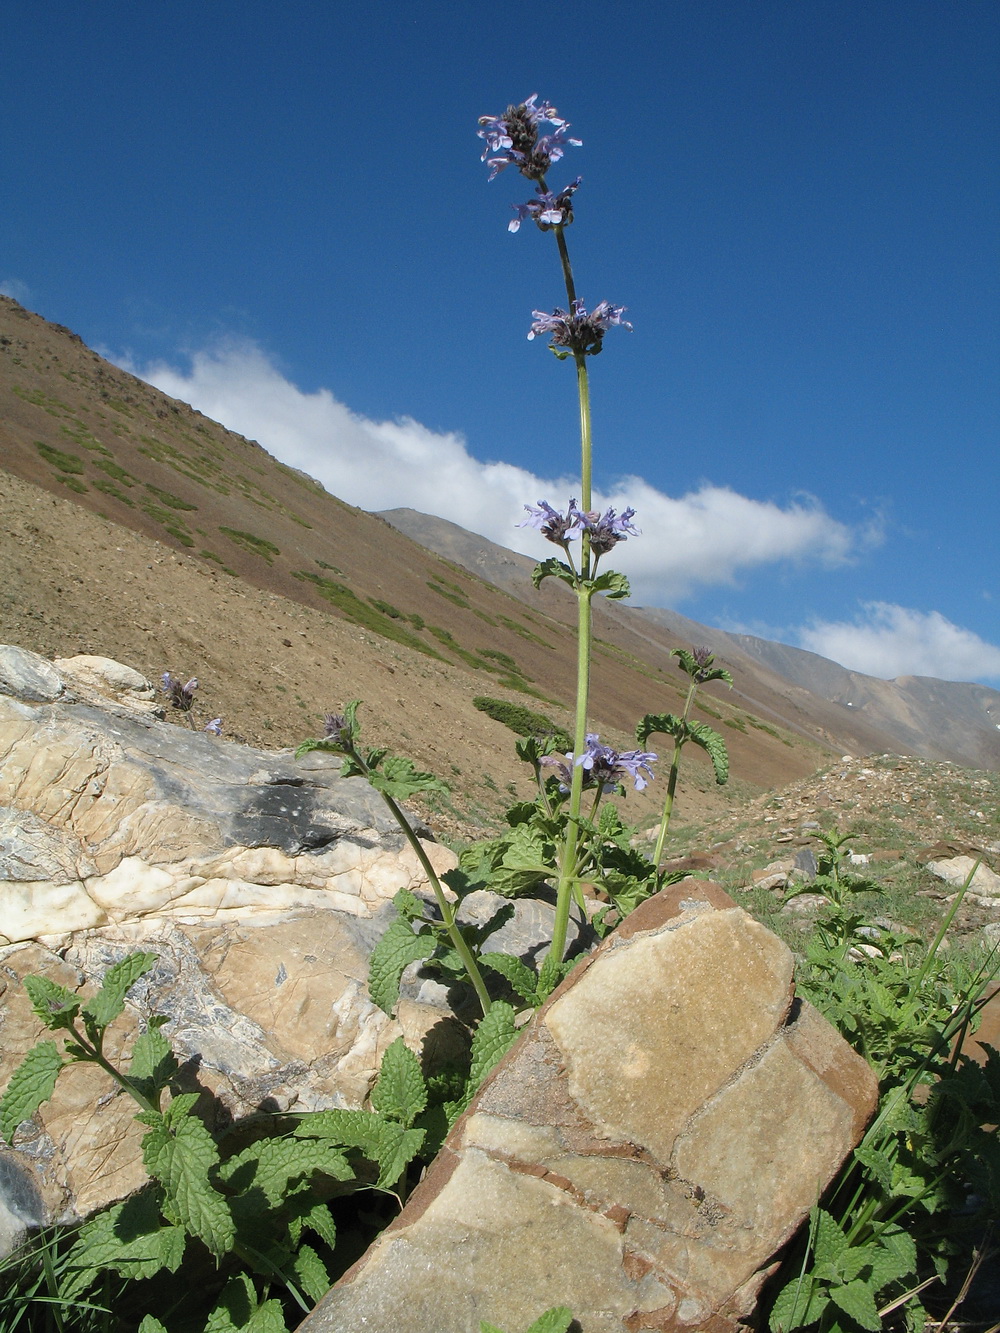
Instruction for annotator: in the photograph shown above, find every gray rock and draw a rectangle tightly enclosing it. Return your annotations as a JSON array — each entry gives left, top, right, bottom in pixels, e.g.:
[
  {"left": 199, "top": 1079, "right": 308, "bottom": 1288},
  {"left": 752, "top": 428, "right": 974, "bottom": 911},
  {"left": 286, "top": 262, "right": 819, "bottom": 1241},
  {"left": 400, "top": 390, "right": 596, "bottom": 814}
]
[{"left": 0, "top": 645, "right": 63, "bottom": 702}]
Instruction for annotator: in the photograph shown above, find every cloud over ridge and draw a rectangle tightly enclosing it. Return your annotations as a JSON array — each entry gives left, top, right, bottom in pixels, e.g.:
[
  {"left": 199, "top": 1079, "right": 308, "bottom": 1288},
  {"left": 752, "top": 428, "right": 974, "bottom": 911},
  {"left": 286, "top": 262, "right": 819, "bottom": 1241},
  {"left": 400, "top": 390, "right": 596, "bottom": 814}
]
[
  {"left": 800, "top": 603, "right": 1000, "bottom": 683},
  {"left": 131, "top": 339, "right": 868, "bottom": 606}
]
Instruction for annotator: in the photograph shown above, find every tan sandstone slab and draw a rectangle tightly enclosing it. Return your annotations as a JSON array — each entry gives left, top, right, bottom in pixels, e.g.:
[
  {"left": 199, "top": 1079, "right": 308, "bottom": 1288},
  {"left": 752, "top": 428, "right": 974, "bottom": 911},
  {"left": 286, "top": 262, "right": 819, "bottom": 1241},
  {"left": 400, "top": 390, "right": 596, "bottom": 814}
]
[{"left": 298, "top": 884, "right": 877, "bottom": 1333}]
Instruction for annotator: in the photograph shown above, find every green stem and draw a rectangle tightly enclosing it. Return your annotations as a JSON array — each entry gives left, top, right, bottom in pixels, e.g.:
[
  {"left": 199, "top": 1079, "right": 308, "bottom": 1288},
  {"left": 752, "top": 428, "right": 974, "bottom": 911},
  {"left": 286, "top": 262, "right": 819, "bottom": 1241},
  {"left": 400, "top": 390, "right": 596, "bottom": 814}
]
[
  {"left": 651, "top": 681, "right": 698, "bottom": 867},
  {"left": 351, "top": 752, "right": 493, "bottom": 1016},
  {"left": 71, "top": 1026, "right": 160, "bottom": 1115}
]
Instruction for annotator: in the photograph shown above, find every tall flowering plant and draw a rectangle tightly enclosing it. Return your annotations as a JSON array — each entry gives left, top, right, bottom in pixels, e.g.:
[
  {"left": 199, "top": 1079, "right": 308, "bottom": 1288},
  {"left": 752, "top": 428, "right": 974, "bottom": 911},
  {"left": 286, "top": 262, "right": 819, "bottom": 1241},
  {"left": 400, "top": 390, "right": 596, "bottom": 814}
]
[{"left": 297, "top": 95, "right": 732, "bottom": 1026}]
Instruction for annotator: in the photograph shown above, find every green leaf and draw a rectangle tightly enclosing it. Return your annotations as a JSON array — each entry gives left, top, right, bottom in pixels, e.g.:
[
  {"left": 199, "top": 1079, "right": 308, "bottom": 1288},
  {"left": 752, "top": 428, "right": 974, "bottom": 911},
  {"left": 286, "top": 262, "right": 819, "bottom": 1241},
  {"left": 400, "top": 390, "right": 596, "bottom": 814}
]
[
  {"left": 830, "top": 1278, "right": 882, "bottom": 1331},
  {"left": 393, "top": 887, "right": 426, "bottom": 922},
  {"left": 370, "top": 1037, "right": 427, "bottom": 1127},
  {"left": 0, "top": 1041, "right": 64, "bottom": 1141},
  {"left": 470, "top": 1002, "right": 519, "bottom": 1087},
  {"left": 368, "top": 915, "right": 435, "bottom": 1014},
  {"left": 368, "top": 755, "right": 449, "bottom": 802},
  {"left": 373, "top": 1120, "right": 425, "bottom": 1190},
  {"left": 810, "top": 1209, "right": 849, "bottom": 1267},
  {"left": 293, "top": 1107, "right": 384, "bottom": 1155},
  {"left": 67, "top": 1190, "right": 185, "bottom": 1288},
  {"left": 537, "top": 954, "right": 575, "bottom": 1002},
  {"left": 287, "top": 1198, "right": 337, "bottom": 1249},
  {"left": 687, "top": 720, "right": 729, "bottom": 785},
  {"left": 480, "top": 952, "right": 541, "bottom": 1004},
  {"left": 526, "top": 1310, "right": 575, "bottom": 1333},
  {"left": 205, "top": 1273, "right": 256, "bottom": 1332},
  {"left": 138, "top": 1318, "right": 169, "bottom": 1333},
  {"left": 635, "top": 712, "right": 686, "bottom": 748},
  {"left": 23, "top": 975, "right": 80, "bottom": 1029},
  {"left": 531, "top": 557, "right": 576, "bottom": 591},
  {"left": 589, "top": 569, "right": 631, "bottom": 599},
  {"left": 141, "top": 1110, "right": 235, "bottom": 1255},
  {"left": 672, "top": 647, "right": 733, "bottom": 686},
  {"left": 291, "top": 1242, "right": 330, "bottom": 1303},
  {"left": 130, "top": 1023, "right": 179, "bottom": 1101},
  {"left": 218, "top": 1137, "right": 354, "bottom": 1204},
  {"left": 769, "top": 1272, "right": 831, "bottom": 1333},
  {"left": 82, "top": 951, "right": 158, "bottom": 1028}
]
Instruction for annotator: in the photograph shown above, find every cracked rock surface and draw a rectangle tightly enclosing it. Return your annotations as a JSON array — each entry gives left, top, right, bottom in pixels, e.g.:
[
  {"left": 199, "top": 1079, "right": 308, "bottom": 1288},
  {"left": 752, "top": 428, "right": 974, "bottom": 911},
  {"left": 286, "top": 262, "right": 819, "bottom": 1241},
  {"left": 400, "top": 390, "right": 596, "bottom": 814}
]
[{"left": 300, "top": 885, "right": 877, "bottom": 1333}]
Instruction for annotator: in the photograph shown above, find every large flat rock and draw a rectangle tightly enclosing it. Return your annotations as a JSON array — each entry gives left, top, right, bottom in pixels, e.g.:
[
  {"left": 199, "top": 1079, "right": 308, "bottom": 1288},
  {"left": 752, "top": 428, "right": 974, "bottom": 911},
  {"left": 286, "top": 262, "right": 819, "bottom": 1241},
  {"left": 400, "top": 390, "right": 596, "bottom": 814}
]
[{"left": 299, "top": 885, "right": 877, "bottom": 1333}]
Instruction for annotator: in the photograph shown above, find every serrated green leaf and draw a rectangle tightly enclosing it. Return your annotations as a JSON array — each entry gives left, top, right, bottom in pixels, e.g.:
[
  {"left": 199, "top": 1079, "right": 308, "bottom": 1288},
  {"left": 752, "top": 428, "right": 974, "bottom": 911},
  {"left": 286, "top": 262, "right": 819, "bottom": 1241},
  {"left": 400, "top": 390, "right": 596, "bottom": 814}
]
[
  {"left": 589, "top": 569, "right": 631, "bottom": 599},
  {"left": 141, "top": 1111, "right": 234, "bottom": 1255},
  {"left": 392, "top": 887, "right": 426, "bottom": 921},
  {"left": 531, "top": 557, "right": 576, "bottom": 591},
  {"left": 82, "top": 951, "right": 158, "bottom": 1028},
  {"left": 470, "top": 1002, "right": 519, "bottom": 1087},
  {"left": 480, "top": 952, "right": 540, "bottom": 1003},
  {"left": 129, "top": 1025, "right": 179, "bottom": 1101},
  {"left": 811, "top": 1209, "right": 850, "bottom": 1267},
  {"left": 288, "top": 1198, "right": 337, "bottom": 1249},
  {"left": 291, "top": 1242, "right": 330, "bottom": 1303},
  {"left": 537, "top": 954, "right": 575, "bottom": 1002},
  {"left": 368, "top": 755, "right": 449, "bottom": 802},
  {"left": 293, "top": 1107, "right": 384, "bottom": 1154},
  {"left": 373, "top": 1120, "right": 425, "bottom": 1190},
  {"left": 370, "top": 1037, "right": 427, "bottom": 1127},
  {"left": 66, "top": 1190, "right": 185, "bottom": 1290},
  {"left": 205, "top": 1273, "right": 255, "bottom": 1332},
  {"left": 830, "top": 1278, "right": 882, "bottom": 1331},
  {"left": 247, "top": 1300, "right": 287, "bottom": 1333},
  {"left": 671, "top": 648, "right": 733, "bottom": 686},
  {"left": 23, "top": 975, "right": 80, "bottom": 1029},
  {"left": 769, "top": 1272, "right": 831, "bottom": 1333},
  {"left": 0, "top": 1041, "right": 64, "bottom": 1141},
  {"left": 687, "top": 720, "right": 729, "bottom": 785},
  {"left": 218, "top": 1137, "right": 354, "bottom": 1204},
  {"left": 368, "top": 916, "right": 435, "bottom": 1015},
  {"left": 138, "top": 1318, "right": 169, "bottom": 1333},
  {"left": 635, "top": 712, "right": 685, "bottom": 747},
  {"left": 526, "top": 1309, "right": 575, "bottom": 1333}
]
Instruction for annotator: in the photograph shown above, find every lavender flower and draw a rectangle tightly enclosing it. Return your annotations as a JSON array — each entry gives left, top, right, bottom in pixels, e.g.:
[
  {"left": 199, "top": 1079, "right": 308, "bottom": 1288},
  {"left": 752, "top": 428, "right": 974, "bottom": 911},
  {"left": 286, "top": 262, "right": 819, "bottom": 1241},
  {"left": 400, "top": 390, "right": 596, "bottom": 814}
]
[
  {"left": 543, "top": 734, "right": 657, "bottom": 793},
  {"left": 578, "top": 505, "right": 639, "bottom": 556},
  {"left": 161, "top": 672, "right": 198, "bottom": 712},
  {"left": 204, "top": 718, "right": 222, "bottom": 737},
  {"left": 528, "top": 299, "right": 632, "bottom": 356},
  {"left": 517, "top": 498, "right": 585, "bottom": 546},
  {"left": 323, "top": 713, "right": 352, "bottom": 747},
  {"left": 478, "top": 95, "right": 581, "bottom": 181},
  {"left": 509, "top": 178, "right": 582, "bottom": 234}
]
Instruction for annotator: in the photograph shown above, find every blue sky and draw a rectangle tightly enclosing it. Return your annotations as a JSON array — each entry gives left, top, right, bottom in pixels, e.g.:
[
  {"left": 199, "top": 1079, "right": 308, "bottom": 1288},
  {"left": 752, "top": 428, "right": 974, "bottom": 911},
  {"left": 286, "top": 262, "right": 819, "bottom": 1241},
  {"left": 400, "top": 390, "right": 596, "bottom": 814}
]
[{"left": 3, "top": 1, "right": 998, "bottom": 683}]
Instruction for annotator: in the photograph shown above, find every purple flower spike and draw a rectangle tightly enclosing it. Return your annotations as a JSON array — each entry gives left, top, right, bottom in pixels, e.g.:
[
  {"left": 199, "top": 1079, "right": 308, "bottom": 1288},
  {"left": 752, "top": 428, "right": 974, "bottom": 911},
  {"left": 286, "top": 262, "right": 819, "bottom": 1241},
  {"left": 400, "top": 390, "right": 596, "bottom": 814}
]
[
  {"left": 528, "top": 299, "right": 632, "bottom": 356},
  {"left": 509, "top": 177, "right": 582, "bottom": 233},
  {"left": 204, "top": 718, "right": 222, "bottom": 736},
  {"left": 323, "top": 713, "right": 352, "bottom": 747},
  {"left": 556, "top": 733, "right": 658, "bottom": 793},
  {"left": 517, "top": 499, "right": 585, "bottom": 546},
  {"left": 161, "top": 671, "right": 198, "bottom": 712},
  {"left": 478, "top": 95, "right": 581, "bottom": 182}
]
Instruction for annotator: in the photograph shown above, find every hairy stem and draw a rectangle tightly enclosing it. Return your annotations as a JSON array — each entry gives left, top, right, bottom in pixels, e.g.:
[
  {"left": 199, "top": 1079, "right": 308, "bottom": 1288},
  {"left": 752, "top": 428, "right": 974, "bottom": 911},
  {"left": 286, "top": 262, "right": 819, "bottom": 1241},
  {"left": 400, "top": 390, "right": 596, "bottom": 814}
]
[{"left": 651, "top": 681, "right": 698, "bottom": 867}]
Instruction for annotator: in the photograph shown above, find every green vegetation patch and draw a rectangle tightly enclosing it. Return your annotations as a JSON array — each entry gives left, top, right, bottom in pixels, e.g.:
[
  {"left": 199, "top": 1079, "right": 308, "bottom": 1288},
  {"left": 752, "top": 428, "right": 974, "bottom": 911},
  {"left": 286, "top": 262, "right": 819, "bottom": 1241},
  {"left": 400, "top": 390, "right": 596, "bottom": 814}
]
[
  {"left": 494, "top": 613, "right": 554, "bottom": 649},
  {"left": 14, "top": 385, "right": 72, "bottom": 415},
  {"left": 200, "top": 550, "right": 237, "bottom": 575},
  {"left": 316, "top": 558, "right": 343, "bottom": 572},
  {"left": 92, "top": 478, "right": 133, "bottom": 506},
  {"left": 478, "top": 648, "right": 520, "bottom": 673},
  {"left": 93, "top": 458, "right": 135, "bottom": 486},
  {"left": 369, "top": 599, "right": 405, "bottom": 620},
  {"left": 292, "top": 571, "right": 444, "bottom": 659},
  {"left": 427, "top": 580, "right": 470, "bottom": 608},
  {"left": 220, "top": 527, "right": 280, "bottom": 564},
  {"left": 35, "top": 441, "right": 84, "bottom": 474},
  {"left": 55, "top": 475, "right": 88, "bottom": 493},
  {"left": 145, "top": 483, "right": 197, "bottom": 511},
  {"left": 472, "top": 696, "right": 569, "bottom": 745}
]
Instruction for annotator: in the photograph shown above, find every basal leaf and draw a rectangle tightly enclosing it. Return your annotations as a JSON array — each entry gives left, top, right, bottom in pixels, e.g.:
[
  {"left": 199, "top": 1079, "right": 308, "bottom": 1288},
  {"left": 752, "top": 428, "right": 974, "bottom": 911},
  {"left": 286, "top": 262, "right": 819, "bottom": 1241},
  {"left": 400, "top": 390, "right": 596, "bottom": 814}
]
[
  {"left": 830, "top": 1278, "right": 882, "bottom": 1331},
  {"left": 687, "top": 720, "right": 729, "bottom": 785},
  {"left": 138, "top": 1318, "right": 169, "bottom": 1333},
  {"left": 369, "top": 755, "right": 449, "bottom": 802},
  {"left": 23, "top": 975, "right": 80, "bottom": 1029},
  {"left": 82, "top": 951, "right": 158, "bottom": 1029},
  {"left": 370, "top": 1037, "right": 427, "bottom": 1127},
  {"left": 288, "top": 1198, "right": 337, "bottom": 1249},
  {"left": 0, "top": 1041, "right": 64, "bottom": 1141},
  {"left": 205, "top": 1273, "right": 255, "bottom": 1332},
  {"left": 526, "top": 1309, "right": 575, "bottom": 1333},
  {"left": 67, "top": 1190, "right": 185, "bottom": 1288},
  {"left": 129, "top": 1024, "right": 179, "bottom": 1101},
  {"left": 810, "top": 1208, "right": 849, "bottom": 1267},
  {"left": 141, "top": 1111, "right": 234, "bottom": 1255},
  {"left": 531, "top": 556, "right": 576, "bottom": 591},
  {"left": 373, "top": 1120, "right": 425, "bottom": 1190},
  {"left": 368, "top": 916, "right": 435, "bottom": 1015},
  {"left": 469, "top": 1002, "right": 519, "bottom": 1087},
  {"left": 393, "top": 887, "right": 426, "bottom": 922},
  {"left": 293, "top": 1107, "right": 384, "bottom": 1156},
  {"left": 769, "top": 1273, "right": 831, "bottom": 1333},
  {"left": 480, "top": 952, "right": 540, "bottom": 1004},
  {"left": 589, "top": 569, "right": 631, "bottom": 599},
  {"left": 218, "top": 1137, "right": 354, "bottom": 1205},
  {"left": 247, "top": 1300, "right": 286, "bottom": 1333},
  {"left": 291, "top": 1242, "right": 330, "bottom": 1303},
  {"left": 537, "top": 954, "right": 575, "bottom": 1002}
]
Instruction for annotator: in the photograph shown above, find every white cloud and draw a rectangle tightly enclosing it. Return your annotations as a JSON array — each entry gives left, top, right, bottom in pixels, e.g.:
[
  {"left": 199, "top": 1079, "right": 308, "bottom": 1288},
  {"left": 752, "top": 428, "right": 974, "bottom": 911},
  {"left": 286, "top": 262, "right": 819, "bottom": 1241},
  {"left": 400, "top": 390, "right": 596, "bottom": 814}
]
[
  {"left": 799, "top": 602, "right": 1000, "bottom": 683},
  {"left": 128, "top": 339, "right": 871, "bottom": 604}
]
